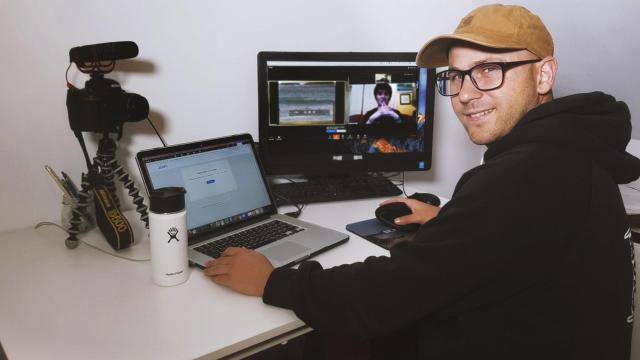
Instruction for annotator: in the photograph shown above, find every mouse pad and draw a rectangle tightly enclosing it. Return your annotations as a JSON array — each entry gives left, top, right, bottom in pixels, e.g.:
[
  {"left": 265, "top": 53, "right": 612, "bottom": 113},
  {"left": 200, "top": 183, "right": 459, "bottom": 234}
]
[{"left": 346, "top": 218, "right": 414, "bottom": 250}]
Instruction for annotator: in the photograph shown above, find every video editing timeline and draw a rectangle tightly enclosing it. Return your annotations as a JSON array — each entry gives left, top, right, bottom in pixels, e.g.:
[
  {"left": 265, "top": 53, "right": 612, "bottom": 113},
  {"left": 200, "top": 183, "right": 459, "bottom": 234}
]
[
  {"left": 143, "top": 140, "right": 272, "bottom": 236},
  {"left": 261, "top": 55, "right": 433, "bottom": 175}
]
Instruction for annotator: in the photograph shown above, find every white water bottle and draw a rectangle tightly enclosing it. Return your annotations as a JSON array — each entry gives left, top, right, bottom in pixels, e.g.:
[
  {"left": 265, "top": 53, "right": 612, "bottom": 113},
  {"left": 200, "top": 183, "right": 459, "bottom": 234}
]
[{"left": 149, "top": 187, "right": 189, "bottom": 286}]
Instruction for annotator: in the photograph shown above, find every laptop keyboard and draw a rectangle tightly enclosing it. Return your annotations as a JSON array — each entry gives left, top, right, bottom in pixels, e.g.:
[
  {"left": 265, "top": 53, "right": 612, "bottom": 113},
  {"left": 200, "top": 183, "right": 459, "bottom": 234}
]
[{"left": 194, "top": 219, "right": 305, "bottom": 259}]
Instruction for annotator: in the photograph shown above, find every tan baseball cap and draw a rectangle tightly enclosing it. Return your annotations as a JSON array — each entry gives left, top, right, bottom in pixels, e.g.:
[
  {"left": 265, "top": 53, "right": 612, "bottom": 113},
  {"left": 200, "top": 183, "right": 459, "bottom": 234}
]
[{"left": 416, "top": 4, "right": 553, "bottom": 68}]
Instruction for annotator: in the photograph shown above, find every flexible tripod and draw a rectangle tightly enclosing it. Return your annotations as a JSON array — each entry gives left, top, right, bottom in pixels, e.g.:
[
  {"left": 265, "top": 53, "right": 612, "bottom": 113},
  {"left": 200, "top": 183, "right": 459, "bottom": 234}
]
[{"left": 65, "top": 134, "right": 149, "bottom": 249}]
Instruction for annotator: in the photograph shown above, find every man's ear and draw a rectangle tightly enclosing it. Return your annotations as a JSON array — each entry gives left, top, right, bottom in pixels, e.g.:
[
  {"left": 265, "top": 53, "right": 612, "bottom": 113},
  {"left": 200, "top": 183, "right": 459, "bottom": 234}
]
[{"left": 537, "top": 56, "right": 558, "bottom": 95}]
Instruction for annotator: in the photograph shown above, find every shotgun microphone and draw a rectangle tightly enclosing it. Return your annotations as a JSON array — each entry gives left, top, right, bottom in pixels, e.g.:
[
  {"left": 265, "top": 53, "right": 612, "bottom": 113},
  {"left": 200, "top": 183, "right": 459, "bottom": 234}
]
[{"left": 69, "top": 41, "right": 139, "bottom": 64}]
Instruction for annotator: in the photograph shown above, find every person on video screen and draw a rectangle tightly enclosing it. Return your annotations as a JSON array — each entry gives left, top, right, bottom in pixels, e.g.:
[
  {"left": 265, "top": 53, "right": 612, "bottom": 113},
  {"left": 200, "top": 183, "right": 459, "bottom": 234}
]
[{"left": 364, "top": 82, "right": 401, "bottom": 125}]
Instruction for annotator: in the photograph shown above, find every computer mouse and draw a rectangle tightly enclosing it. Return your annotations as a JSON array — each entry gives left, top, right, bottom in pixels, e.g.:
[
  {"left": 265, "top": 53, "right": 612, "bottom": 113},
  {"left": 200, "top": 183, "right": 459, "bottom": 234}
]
[
  {"left": 375, "top": 202, "right": 417, "bottom": 232},
  {"left": 407, "top": 192, "right": 441, "bottom": 207},
  {"left": 375, "top": 193, "right": 440, "bottom": 232}
]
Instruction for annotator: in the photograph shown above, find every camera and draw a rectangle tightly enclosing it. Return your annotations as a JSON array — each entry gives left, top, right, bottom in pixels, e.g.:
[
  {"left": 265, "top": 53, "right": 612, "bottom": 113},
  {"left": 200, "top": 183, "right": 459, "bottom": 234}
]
[
  {"left": 66, "top": 41, "right": 149, "bottom": 138},
  {"left": 63, "top": 41, "right": 152, "bottom": 249},
  {"left": 67, "top": 75, "right": 149, "bottom": 136}
]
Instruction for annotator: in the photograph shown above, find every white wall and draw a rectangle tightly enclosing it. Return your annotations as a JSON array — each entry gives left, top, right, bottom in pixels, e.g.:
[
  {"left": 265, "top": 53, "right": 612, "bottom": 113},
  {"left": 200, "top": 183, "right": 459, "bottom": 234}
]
[{"left": 1, "top": 0, "right": 638, "bottom": 233}]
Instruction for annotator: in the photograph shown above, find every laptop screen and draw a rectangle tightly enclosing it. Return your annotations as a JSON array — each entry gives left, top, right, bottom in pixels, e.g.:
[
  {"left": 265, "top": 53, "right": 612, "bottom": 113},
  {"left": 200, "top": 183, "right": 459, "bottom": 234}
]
[{"left": 137, "top": 136, "right": 274, "bottom": 238}]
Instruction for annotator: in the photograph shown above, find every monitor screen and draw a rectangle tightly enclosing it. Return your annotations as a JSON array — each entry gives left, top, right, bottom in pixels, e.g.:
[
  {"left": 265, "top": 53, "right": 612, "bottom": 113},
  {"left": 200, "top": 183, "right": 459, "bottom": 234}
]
[
  {"left": 136, "top": 135, "right": 275, "bottom": 240},
  {"left": 257, "top": 52, "right": 436, "bottom": 175}
]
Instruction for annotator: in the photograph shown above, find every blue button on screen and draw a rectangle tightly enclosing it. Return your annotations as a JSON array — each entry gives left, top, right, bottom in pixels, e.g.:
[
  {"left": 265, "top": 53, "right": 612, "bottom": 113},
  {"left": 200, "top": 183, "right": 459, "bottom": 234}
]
[{"left": 206, "top": 179, "right": 216, "bottom": 184}]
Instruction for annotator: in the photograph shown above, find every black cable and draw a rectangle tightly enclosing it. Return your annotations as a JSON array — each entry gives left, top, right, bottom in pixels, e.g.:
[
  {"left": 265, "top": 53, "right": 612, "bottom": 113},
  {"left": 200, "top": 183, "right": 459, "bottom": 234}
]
[
  {"left": 281, "top": 176, "right": 306, "bottom": 217},
  {"left": 401, "top": 171, "right": 407, "bottom": 196},
  {"left": 65, "top": 63, "right": 74, "bottom": 89},
  {"left": 383, "top": 171, "right": 407, "bottom": 196},
  {"left": 74, "top": 131, "right": 93, "bottom": 171},
  {"left": 274, "top": 192, "right": 305, "bottom": 218},
  {"left": 273, "top": 176, "right": 306, "bottom": 218},
  {"left": 146, "top": 116, "right": 167, "bottom": 147}
]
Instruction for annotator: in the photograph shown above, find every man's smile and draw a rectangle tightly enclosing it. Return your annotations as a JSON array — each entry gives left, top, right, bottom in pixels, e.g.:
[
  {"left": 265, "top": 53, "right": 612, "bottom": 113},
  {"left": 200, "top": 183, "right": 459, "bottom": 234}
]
[{"left": 463, "top": 108, "right": 495, "bottom": 123}]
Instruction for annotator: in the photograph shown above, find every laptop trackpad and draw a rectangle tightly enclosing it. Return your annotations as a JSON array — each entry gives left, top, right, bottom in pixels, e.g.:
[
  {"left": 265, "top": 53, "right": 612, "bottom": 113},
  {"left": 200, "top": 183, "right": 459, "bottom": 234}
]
[{"left": 260, "top": 242, "right": 310, "bottom": 263}]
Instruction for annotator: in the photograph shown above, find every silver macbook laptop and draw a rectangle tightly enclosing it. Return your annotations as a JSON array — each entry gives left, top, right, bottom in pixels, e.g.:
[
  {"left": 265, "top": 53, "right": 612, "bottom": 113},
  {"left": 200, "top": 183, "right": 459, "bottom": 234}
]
[{"left": 136, "top": 133, "right": 349, "bottom": 268}]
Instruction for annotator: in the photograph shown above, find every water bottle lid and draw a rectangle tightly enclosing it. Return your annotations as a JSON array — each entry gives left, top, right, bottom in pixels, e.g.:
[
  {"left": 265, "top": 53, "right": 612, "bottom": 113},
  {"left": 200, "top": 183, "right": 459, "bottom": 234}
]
[{"left": 150, "top": 187, "right": 186, "bottom": 214}]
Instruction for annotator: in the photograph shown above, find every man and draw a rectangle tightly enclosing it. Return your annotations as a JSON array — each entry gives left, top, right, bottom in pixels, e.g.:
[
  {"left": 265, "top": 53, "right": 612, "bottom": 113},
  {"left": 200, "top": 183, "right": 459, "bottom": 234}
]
[
  {"left": 205, "top": 4, "right": 640, "bottom": 359},
  {"left": 365, "top": 82, "right": 401, "bottom": 125}
]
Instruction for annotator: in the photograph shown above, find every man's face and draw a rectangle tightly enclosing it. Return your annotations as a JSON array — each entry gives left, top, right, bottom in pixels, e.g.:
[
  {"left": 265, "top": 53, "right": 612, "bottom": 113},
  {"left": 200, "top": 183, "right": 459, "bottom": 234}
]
[
  {"left": 375, "top": 90, "right": 390, "bottom": 106},
  {"left": 448, "top": 46, "right": 541, "bottom": 145}
]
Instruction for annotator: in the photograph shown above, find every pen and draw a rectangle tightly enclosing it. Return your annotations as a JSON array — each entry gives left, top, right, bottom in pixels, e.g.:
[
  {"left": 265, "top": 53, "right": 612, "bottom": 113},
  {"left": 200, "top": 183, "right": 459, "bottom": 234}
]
[
  {"left": 44, "top": 165, "right": 75, "bottom": 202},
  {"left": 60, "top": 178, "right": 78, "bottom": 201},
  {"left": 61, "top": 171, "right": 79, "bottom": 198}
]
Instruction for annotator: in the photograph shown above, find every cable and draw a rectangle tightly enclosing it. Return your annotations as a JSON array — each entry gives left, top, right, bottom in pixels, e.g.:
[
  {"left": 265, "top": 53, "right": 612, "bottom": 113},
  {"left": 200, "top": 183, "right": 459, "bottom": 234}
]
[
  {"left": 275, "top": 193, "right": 305, "bottom": 218},
  {"left": 65, "top": 62, "right": 75, "bottom": 89},
  {"left": 273, "top": 176, "right": 306, "bottom": 218},
  {"left": 383, "top": 171, "right": 407, "bottom": 196},
  {"left": 35, "top": 222, "right": 150, "bottom": 262},
  {"left": 146, "top": 116, "right": 167, "bottom": 147}
]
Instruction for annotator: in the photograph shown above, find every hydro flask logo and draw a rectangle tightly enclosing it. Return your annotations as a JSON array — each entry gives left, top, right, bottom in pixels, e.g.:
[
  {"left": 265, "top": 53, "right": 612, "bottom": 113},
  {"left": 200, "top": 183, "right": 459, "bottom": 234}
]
[{"left": 167, "top": 227, "right": 179, "bottom": 243}]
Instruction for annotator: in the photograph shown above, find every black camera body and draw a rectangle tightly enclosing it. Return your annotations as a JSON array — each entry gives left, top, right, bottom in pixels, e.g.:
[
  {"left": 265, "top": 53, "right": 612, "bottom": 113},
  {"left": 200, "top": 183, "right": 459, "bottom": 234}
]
[
  {"left": 66, "top": 41, "right": 149, "bottom": 138},
  {"left": 67, "top": 75, "right": 149, "bottom": 136}
]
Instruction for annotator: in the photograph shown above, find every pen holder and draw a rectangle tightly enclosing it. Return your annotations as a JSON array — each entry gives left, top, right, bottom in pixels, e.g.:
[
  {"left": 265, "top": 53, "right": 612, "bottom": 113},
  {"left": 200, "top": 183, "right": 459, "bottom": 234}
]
[{"left": 61, "top": 195, "right": 96, "bottom": 233}]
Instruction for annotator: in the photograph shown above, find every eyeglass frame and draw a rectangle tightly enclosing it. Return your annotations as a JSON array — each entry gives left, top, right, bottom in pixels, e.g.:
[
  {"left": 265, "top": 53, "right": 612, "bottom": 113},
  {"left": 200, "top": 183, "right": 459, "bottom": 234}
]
[{"left": 435, "top": 59, "right": 541, "bottom": 97}]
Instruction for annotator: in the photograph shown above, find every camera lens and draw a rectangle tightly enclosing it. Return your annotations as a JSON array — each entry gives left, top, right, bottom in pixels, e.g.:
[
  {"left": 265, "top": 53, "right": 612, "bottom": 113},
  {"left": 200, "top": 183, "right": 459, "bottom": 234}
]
[{"left": 123, "top": 93, "right": 149, "bottom": 122}]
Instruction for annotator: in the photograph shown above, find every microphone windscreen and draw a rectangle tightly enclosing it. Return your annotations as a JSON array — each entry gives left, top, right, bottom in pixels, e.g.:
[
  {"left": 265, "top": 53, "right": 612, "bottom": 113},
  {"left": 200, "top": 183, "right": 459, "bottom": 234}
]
[{"left": 69, "top": 41, "right": 139, "bottom": 63}]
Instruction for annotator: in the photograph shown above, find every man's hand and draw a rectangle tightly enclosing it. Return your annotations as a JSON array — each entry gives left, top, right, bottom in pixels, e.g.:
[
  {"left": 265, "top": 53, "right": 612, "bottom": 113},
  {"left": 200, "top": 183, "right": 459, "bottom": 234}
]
[
  {"left": 203, "top": 247, "right": 274, "bottom": 297},
  {"left": 378, "top": 105, "right": 400, "bottom": 120},
  {"left": 366, "top": 106, "right": 400, "bottom": 124},
  {"left": 378, "top": 105, "right": 393, "bottom": 114},
  {"left": 379, "top": 197, "right": 441, "bottom": 225}
]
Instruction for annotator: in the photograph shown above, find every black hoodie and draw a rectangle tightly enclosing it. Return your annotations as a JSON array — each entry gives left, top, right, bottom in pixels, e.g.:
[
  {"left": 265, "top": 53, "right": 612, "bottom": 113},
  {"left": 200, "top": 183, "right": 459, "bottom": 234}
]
[{"left": 263, "top": 92, "right": 640, "bottom": 359}]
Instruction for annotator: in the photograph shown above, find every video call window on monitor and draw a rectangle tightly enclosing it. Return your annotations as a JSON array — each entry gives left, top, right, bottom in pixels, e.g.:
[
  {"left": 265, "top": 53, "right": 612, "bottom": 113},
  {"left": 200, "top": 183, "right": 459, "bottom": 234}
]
[{"left": 258, "top": 52, "right": 436, "bottom": 176}]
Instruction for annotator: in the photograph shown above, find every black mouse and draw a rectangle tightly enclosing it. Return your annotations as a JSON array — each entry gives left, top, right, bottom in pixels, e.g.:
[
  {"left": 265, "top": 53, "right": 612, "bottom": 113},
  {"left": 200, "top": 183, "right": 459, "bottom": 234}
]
[
  {"left": 407, "top": 192, "right": 440, "bottom": 207},
  {"left": 376, "top": 202, "right": 417, "bottom": 231},
  {"left": 375, "top": 193, "right": 440, "bottom": 232}
]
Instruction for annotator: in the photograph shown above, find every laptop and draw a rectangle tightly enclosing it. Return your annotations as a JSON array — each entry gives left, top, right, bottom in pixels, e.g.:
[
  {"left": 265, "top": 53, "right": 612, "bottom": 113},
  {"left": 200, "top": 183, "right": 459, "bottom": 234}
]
[{"left": 136, "top": 133, "right": 349, "bottom": 268}]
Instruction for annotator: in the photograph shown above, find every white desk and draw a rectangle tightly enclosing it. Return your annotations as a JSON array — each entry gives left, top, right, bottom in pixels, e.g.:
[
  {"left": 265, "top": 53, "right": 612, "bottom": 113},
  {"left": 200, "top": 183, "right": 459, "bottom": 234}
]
[{"left": 0, "top": 197, "right": 390, "bottom": 359}]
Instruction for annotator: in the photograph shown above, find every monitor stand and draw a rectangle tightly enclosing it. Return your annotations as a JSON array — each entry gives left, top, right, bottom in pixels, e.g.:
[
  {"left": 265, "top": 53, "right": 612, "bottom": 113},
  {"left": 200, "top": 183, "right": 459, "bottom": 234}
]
[{"left": 269, "top": 173, "right": 401, "bottom": 207}]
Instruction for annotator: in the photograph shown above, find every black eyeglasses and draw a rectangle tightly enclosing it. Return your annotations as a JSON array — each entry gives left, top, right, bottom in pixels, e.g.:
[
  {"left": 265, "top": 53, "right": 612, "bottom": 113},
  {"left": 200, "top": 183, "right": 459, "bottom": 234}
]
[{"left": 435, "top": 59, "right": 541, "bottom": 96}]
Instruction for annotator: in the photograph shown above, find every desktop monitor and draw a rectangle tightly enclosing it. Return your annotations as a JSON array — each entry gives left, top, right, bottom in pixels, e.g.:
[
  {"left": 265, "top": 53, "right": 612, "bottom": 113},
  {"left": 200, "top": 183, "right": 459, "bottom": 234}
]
[{"left": 257, "top": 51, "right": 436, "bottom": 176}]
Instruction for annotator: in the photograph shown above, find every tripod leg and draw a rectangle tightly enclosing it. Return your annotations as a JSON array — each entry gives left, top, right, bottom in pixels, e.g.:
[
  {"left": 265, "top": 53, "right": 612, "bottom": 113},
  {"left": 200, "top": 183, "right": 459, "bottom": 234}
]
[
  {"left": 65, "top": 173, "right": 93, "bottom": 249},
  {"left": 112, "top": 159, "right": 149, "bottom": 228},
  {"left": 94, "top": 137, "right": 120, "bottom": 208}
]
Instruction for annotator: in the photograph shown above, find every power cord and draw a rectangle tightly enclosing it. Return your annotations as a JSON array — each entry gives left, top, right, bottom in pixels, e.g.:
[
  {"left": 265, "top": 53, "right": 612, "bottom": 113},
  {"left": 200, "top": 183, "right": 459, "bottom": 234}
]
[
  {"left": 272, "top": 176, "right": 306, "bottom": 218},
  {"left": 275, "top": 193, "right": 305, "bottom": 218},
  {"left": 34, "top": 222, "right": 150, "bottom": 262}
]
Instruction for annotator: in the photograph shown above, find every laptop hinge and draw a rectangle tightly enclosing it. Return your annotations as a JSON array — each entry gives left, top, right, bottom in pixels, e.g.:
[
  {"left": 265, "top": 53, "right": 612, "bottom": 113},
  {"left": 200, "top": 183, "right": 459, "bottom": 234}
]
[{"left": 189, "top": 213, "right": 273, "bottom": 246}]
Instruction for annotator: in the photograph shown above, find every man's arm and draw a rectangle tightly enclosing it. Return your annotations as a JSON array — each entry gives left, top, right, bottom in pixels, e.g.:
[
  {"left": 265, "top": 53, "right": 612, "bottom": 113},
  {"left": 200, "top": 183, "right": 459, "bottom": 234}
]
[
  {"left": 203, "top": 197, "right": 439, "bottom": 299},
  {"left": 204, "top": 148, "right": 589, "bottom": 337}
]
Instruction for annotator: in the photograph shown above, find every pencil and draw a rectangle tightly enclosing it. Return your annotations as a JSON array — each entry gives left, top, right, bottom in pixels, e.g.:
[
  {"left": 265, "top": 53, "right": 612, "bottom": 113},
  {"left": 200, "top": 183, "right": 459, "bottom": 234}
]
[{"left": 44, "top": 165, "right": 75, "bottom": 201}]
